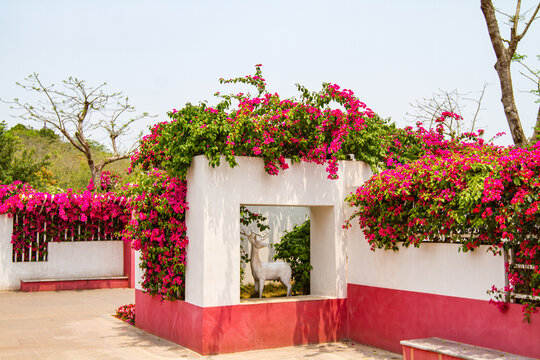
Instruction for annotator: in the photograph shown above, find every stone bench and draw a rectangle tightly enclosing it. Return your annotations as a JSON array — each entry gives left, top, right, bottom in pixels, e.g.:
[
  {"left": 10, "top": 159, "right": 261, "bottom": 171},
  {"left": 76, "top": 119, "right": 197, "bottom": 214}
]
[
  {"left": 400, "top": 337, "right": 535, "bottom": 360},
  {"left": 20, "top": 276, "right": 128, "bottom": 292}
]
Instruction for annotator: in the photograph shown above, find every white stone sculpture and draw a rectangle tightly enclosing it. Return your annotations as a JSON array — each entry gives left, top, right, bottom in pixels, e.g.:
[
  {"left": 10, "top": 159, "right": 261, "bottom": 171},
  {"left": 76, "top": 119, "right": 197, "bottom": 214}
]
[{"left": 241, "top": 229, "right": 292, "bottom": 298}]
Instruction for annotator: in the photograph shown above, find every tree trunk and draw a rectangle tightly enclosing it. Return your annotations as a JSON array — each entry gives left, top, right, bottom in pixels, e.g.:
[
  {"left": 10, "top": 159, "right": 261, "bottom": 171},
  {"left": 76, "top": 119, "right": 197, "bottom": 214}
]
[
  {"left": 494, "top": 60, "right": 529, "bottom": 147},
  {"left": 88, "top": 159, "right": 100, "bottom": 191},
  {"left": 481, "top": 0, "right": 529, "bottom": 147}
]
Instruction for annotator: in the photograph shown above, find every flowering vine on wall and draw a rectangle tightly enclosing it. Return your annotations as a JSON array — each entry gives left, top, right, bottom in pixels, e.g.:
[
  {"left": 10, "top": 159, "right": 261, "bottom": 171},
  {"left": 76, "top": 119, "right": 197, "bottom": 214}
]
[
  {"left": 346, "top": 120, "right": 540, "bottom": 322},
  {"left": 119, "top": 170, "right": 188, "bottom": 299},
  {"left": 0, "top": 181, "right": 130, "bottom": 261}
]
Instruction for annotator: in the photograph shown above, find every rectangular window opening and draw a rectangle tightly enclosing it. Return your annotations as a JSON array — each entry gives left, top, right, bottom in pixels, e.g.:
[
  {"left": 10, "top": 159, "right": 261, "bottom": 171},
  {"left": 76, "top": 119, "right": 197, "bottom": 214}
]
[{"left": 239, "top": 205, "right": 311, "bottom": 302}]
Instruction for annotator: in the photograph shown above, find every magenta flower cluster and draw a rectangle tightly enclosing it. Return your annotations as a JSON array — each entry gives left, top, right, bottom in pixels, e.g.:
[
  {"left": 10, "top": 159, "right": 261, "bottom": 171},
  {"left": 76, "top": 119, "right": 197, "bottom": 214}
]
[
  {"left": 119, "top": 170, "right": 188, "bottom": 300},
  {"left": 87, "top": 171, "right": 121, "bottom": 192},
  {"left": 130, "top": 65, "right": 380, "bottom": 181},
  {"left": 0, "top": 182, "right": 130, "bottom": 261},
  {"left": 114, "top": 303, "right": 135, "bottom": 325}
]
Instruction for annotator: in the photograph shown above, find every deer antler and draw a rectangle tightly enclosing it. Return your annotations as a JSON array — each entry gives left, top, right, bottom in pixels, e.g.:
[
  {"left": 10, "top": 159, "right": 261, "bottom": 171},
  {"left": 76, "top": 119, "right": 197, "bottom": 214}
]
[
  {"left": 258, "top": 232, "right": 269, "bottom": 241},
  {"left": 240, "top": 228, "right": 253, "bottom": 237},
  {"left": 241, "top": 229, "right": 258, "bottom": 244},
  {"left": 241, "top": 229, "right": 271, "bottom": 245}
]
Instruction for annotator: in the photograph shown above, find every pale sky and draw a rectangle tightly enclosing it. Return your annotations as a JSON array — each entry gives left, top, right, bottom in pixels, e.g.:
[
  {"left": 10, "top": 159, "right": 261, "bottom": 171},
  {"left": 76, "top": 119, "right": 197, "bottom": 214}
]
[{"left": 1, "top": 0, "right": 539, "bottom": 149}]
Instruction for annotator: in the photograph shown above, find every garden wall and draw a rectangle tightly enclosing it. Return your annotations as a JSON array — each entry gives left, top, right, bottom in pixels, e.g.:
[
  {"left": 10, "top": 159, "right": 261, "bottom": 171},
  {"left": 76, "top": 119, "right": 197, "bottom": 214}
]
[
  {"left": 346, "top": 223, "right": 540, "bottom": 358},
  {"left": 0, "top": 214, "right": 126, "bottom": 290}
]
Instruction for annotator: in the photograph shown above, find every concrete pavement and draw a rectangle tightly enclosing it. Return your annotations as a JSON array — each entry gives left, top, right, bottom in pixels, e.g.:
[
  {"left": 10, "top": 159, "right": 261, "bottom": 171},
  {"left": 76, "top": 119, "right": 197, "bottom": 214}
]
[{"left": 0, "top": 288, "right": 402, "bottom": 360}]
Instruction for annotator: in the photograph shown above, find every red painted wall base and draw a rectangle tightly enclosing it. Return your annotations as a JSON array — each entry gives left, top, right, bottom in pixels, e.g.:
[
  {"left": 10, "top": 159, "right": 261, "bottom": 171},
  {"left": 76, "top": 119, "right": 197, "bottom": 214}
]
[
  {"left": 134, "top": 285, "right": 539, "bottom": 357},
  {"left": 123, "top": 241, "right": 135, "bottom": 288},
  {"left": 20, "top": 277, "right": 129, "bottom": 292},
  {"left": 135, "top": 290, "right": 347, "bottom": 355},
  {"left": 347, "top": 284, "right": 540, "bottom": 359}
]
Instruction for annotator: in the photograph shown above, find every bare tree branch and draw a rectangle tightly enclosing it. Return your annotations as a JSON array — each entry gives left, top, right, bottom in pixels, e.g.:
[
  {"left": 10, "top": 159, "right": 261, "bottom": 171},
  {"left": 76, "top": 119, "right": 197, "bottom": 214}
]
[
  {"left": 516, "top": 58, "right": 540, "bottom": 86},
  {"left": 2, "top": 74, "right": 154, "bottom": 188},
  {"left": 515, "top": 56, "right": 540, "bottom": 142},
  {"left": 517, "top": 2, "right": 540, "bottom": 40},
  {"left": 468, "top": 83, "right": 488, "bottom": 132},
  {"left": 95, "top": 153, "right": 132, "bottom": 174},
  {"left": 407, "top": 87, "right": 488, "bottom": 139}
]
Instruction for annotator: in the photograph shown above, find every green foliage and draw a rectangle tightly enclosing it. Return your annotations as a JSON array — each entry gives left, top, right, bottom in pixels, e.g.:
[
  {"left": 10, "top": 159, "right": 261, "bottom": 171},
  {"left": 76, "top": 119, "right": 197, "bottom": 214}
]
[
  {"left": 7, "top": 123, "right": 132, "bottom": 190},
  {"left": 273, "top": 219, "right": 312, "bottom": 295},
  {"left": 240, "top": 205, "right": 270, "bottom": 232},
  {"left": 0, "top": 121, "right": 50, "bottom": 188}
]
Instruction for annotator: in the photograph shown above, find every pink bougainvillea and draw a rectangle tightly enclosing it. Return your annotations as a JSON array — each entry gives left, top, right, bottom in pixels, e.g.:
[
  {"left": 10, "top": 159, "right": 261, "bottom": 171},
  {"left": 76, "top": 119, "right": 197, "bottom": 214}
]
[
  {"left": 114, "top": 303, "right": 135, "bottom": 325},
  {"left": 0, "top": 182, "right": 130, "bottom": 261},
  {"left": 6, "top": 65, "right": 534, "bottom": 322},
  {"left": 346, "top": 137, "right": 540, "bottom": 322},
  {"left": 120, "top": 170, "right": 188, "bottom": 300},
  {"left": 130, "top": 65, "right": 388, "bottom": 181},
  {"left": 87, "top": 171, "right": 121, "bottom": 192}
]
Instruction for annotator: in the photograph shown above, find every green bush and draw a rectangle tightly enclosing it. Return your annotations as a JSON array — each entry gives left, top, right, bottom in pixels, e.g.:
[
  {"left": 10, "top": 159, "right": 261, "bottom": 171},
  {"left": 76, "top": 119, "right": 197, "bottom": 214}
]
[
  {"left": 0, "top": 121, "right": 50, "bottom": 188},
  {"left": 274, "top": 219, "right": 311, "bottom": 295}
]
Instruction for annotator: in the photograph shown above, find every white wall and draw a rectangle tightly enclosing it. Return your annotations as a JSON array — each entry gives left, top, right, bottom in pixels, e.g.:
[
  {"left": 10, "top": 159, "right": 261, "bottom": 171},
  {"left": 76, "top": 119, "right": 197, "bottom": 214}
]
[
  {"left": 0, "top": 215, "right": 124, "bottom": 290},
  {"left": 184, "top": 155, "right": 371, "bottom": 307},
  {"left": 346, "top": 223, "right": 506, "bottom": 301},
  {"left": 134, "top": 249, "right": 143, "bottom": 290}
]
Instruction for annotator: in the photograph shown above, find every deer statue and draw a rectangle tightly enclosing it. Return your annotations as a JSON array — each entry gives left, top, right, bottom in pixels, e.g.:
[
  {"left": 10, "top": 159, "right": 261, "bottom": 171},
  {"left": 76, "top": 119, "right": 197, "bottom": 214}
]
[{"left": 241, "top": 229, "right": 292, "bottom": 298}]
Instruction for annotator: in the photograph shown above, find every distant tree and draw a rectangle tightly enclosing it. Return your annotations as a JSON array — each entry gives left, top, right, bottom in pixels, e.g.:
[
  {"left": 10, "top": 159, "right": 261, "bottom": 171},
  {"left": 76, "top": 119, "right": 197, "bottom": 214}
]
[
  {"left": 407, "top": 85, "right": 488, "bottom": 139},
  {"left": 5, "top": 74, "right": 154, "bottom": 187},
  {"left": 9, "top": 123, "right": 59, "bottom": 141},
  {"left": 0, "top": 121, "right": 50, "bottom": 187},
  {"left": 480, "top": 0, "right": 540, "bottom": 146}
]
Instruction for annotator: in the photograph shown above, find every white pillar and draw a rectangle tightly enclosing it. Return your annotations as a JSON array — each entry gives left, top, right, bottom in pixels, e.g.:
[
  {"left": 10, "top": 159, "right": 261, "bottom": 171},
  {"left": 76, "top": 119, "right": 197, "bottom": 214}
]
[{"left": 183, "top": 156, "right": 369, "bottom": 307}]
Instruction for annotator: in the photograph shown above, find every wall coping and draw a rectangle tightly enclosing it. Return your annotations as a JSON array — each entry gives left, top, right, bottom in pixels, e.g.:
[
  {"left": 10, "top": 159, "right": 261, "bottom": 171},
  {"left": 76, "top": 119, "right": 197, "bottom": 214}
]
[{"left": 400, "top": 337, "right": 535, "bottom": 360}]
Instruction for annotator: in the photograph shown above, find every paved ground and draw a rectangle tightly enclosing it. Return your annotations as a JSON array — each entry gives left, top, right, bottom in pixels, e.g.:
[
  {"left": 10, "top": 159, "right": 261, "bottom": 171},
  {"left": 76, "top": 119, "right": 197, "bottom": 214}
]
[{"left": 0, "top": 288, "right": 402, "bottom": 360}]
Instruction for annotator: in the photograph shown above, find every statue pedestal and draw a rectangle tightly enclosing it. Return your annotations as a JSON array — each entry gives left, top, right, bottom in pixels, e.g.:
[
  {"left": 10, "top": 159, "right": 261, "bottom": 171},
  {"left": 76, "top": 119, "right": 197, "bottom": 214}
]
[{"left": 136, "top": 290, "right": 347, "bottom": 355}]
